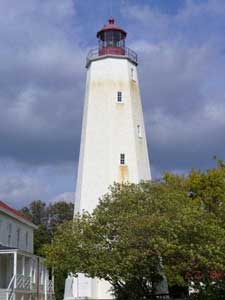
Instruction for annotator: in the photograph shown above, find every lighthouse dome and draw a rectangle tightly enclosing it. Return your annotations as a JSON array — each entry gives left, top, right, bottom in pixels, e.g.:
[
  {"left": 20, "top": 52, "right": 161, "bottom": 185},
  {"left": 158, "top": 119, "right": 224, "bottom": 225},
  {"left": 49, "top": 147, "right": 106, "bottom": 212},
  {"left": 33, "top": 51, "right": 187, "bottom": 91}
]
[
  {"left": 97, "top": 18, "right": 127, "bottom": 56},
  {"left": 97, "top": 17, "right": 127, "bottom": 37}
]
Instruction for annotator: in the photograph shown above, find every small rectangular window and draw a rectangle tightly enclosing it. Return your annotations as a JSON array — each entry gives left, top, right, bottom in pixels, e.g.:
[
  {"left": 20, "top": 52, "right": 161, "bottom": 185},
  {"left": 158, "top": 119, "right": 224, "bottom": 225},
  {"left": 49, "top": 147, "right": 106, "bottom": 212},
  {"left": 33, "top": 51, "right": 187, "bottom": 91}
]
[
  {"left": 117, "top": 91, "right": 122, "bottom": 102},
  {"left": 137, "top": 125, "right": 142, "bottom": 138},
  {"left": 131, "top": 68, "right": 136, "bottom": 81},
  {"left": 131, "top": 68, "right": 134, "bottom": 80},
  {"left": 120, "top": 153, "right": 125, "bottom": 165}
]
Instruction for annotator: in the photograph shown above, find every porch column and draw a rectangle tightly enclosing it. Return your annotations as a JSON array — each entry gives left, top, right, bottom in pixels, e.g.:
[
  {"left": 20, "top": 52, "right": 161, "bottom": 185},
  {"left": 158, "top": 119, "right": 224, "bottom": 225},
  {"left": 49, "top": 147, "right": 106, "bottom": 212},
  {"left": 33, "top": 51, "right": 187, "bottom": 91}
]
[
  {"left": 44, "top": 270, "right": 47, "bottom": 300},
  {"left": 22, "top": 256, "right": 25, "bottom": 276},
  {"left": 52, "top": 268, "right": 54, "bottom": 293},
  {"left": 30, "top": 258, "right": 33, "bottom": 289},
  {"left": 13, "top": 252, "right": 17, "bottom": 289},
  {"left": 22, "top": 255, "right": 25, "bottom": 292}
]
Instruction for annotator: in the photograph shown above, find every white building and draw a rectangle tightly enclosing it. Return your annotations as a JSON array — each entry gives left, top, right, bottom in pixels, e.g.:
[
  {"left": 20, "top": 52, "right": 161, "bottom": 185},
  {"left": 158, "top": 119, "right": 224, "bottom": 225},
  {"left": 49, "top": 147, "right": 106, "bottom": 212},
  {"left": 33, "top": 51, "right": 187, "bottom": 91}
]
[
  {"left": 64, "top": 18, "right": 168, "bottom": 300},
  {"left": 0, "top": 201, "right": 54, "bottom": 300}
]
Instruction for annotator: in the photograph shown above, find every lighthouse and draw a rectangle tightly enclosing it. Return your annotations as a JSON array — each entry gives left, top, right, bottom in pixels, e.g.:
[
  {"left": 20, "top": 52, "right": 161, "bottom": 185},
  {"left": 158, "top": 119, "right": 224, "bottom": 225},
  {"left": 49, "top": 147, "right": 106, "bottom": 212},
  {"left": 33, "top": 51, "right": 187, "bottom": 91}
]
[
  {"left": 75, "top": 17, "right": 151, "bottom": 215},
  {"left": 67, "top": 18, "right": 152, "bottom": 299}
]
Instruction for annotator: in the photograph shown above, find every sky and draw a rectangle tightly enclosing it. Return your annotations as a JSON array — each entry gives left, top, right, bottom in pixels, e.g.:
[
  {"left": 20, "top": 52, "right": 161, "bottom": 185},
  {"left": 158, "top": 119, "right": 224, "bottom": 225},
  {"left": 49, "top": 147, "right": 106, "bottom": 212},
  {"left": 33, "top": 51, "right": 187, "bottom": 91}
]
[{"left": 1, "top": 0, "right": 225, "bottom": 208}]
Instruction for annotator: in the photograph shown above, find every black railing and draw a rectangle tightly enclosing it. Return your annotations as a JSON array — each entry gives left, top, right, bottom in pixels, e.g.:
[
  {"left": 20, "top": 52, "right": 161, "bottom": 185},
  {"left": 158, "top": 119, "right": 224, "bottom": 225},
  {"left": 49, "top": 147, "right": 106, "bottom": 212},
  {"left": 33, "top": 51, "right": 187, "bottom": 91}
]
[{"left": 86, "top": 47, "right": 138, "bottom": 67}]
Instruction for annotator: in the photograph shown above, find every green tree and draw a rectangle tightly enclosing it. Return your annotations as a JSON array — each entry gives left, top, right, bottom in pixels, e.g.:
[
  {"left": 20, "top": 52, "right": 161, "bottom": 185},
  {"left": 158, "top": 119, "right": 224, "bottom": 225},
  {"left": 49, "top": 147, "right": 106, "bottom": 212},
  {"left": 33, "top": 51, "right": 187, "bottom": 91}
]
[
  {"left": 21, "top": 200, "right": 47, "bottom": 226},
  {"left": 44, "top": 161, "right": 225, "bottom": 299},
  {"left": 164, "top": 159, "right": 225, "bottom": 298},
  {"left": 47, "top": 201, "right": 74, "bottom": 233}
]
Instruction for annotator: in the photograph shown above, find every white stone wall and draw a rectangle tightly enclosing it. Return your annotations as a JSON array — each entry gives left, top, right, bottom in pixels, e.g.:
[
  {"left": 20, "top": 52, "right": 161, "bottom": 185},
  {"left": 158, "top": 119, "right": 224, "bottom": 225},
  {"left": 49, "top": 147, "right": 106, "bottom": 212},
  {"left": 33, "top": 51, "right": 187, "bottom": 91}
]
[
  {"left": 75, "top": 56, "right": 151, "bottom": 214},
  {"left": 0, "top": 212, "right": 33, "bottom": 253}
]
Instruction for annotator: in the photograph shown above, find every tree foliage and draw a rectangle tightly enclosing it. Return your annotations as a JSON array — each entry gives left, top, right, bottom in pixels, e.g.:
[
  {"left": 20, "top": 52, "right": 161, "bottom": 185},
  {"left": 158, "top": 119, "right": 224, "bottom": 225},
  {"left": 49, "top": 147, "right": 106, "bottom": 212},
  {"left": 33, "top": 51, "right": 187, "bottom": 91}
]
[{"left": 44, "top": 160, "right": 225, "bottom": 299}]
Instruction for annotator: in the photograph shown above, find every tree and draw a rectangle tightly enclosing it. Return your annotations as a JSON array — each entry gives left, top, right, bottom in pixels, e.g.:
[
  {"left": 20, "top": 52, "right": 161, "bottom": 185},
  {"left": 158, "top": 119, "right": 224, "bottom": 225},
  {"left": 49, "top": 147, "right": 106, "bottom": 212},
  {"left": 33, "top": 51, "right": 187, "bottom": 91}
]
[
  {"left": 47, "top": 201, "right": 74, "bottom": 233},
  {"left": 164, "top": 159, "right": 225, "bottom": 298},
  {"left": 44, "top": 161, "right": 225, "bottom": 299},
  {"left": 42, "top": 160, "right": 225, "bottom": 299},
  {"left": 21, "top": 200, "right": 47, "bottom": 226}
]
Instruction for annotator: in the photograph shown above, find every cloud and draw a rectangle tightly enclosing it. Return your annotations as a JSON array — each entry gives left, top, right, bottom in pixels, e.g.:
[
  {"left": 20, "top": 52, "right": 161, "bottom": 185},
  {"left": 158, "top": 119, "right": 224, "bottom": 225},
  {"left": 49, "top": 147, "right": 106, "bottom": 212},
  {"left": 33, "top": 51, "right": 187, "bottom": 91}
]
[
  {"left": 0, "top": 0, "right": 225, "bottom": 206},
  {"left": 0, "top": 0, "right": 85, "bottom": 165},
  {"left": 0, "top": 176, "right": 49, "bottom": 209},
  {"left": 0, "top": 161, "right": 77, "bottom": 207},
  {"left": 51, "top": 192, "right": 74, "bottom": 204},
  {"left": 121, "top": 0, "right": 225, "bottom": 175}
]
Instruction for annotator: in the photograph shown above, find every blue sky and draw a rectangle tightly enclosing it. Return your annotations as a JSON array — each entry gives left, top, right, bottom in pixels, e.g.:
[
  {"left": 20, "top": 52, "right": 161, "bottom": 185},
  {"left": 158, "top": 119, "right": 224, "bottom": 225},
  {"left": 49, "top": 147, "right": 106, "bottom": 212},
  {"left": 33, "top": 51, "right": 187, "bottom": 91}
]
[{"left": 0, "top": 0, "right": 225, "bottom": 208}]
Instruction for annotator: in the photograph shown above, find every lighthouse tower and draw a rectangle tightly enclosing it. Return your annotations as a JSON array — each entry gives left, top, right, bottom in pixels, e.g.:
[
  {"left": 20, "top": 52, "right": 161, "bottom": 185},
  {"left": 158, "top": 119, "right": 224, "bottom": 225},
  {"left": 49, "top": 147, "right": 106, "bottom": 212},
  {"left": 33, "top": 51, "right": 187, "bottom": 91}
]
[
  {"left": 75, "top": 18, "right": 151, "bottom": 215},
  {"left": 71, "top": 18, "right": 151, "bottom": 299}
]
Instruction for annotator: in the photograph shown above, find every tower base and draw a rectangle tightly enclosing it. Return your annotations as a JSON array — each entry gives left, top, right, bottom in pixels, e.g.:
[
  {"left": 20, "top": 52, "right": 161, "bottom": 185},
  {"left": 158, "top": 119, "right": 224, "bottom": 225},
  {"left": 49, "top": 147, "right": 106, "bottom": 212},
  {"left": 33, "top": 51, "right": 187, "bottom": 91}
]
[
  {"left": 64, "top": 274, "right": 170, "bottom": 300},
  {"left": 64, "top": 274, "right": 113, "bottom": 300}
]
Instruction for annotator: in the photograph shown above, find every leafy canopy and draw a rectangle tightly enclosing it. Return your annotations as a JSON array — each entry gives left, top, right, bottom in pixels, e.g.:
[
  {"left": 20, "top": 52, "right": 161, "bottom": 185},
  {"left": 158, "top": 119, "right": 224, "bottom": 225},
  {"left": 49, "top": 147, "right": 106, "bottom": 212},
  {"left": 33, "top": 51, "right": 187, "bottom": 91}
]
[{"left": 44, "top": 160, "right": 225, "bottom": 299}]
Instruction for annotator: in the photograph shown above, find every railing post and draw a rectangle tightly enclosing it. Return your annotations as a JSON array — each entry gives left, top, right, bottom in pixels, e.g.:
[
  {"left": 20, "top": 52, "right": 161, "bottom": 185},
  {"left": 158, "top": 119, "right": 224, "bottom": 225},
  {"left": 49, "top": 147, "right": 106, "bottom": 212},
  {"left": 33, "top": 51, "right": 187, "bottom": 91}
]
[
  {"left": 29, "top": 258, "right": 33, "bottom": 291},
  {"left": 36, "top": 257, "right": 40, "bottom": 300},
  {"left": 44, "top": 271, "right": 47, "bottom": 300}
]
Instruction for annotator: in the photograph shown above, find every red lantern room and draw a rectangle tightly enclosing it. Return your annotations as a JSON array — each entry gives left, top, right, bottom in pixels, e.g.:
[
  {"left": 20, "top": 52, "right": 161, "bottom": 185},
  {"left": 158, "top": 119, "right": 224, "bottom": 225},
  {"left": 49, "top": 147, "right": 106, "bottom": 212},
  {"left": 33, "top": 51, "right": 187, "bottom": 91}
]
[
  {"left": 86, "top": 18, "right": 137, "bottom": 68},
  {"left": 97, "top": 17, "right": 127, "bottom": 56}
]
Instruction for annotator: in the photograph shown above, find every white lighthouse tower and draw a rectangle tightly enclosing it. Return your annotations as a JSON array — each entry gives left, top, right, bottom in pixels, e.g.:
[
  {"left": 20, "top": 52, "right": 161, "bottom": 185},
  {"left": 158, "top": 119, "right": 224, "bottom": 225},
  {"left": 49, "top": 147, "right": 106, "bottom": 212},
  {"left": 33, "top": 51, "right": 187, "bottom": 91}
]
[
  {"left": 66, "top": 18, "right": 152, "bottom": 300},
  {"left": 75, "top": 17, "right": 151, "bottom": 215}
]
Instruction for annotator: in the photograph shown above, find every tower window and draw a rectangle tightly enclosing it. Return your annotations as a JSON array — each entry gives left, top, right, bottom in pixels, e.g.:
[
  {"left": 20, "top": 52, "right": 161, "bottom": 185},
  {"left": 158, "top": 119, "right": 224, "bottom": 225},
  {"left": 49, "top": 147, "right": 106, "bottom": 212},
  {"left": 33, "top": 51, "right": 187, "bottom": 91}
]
[
  {"left": 117, "top": 91, "right": 122, "bottom": 102},
  {"left": 131, "top": 68, "right": 134, "bottom": 80},
  {"left": 120, "top": 153, "right": 125, "bottom": 165},
  {"left": 137, "top": 125, "right": 142, "bottom": 138}
]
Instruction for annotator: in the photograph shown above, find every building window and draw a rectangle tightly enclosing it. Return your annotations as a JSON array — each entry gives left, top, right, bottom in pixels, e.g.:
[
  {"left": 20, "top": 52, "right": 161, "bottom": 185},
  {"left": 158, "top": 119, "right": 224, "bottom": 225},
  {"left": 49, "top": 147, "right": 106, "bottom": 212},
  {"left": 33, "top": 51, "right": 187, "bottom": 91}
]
[
  {"left": 131, "top": 68, "right": 134, "bottom": 80},
  {"left": 7, "top": 223, "right": 12, "bottom": 246},
  {"left": 16, "top": 228, "right": 20, "bottom": 248},
  {"left": 137, "top": 125, "right": 142, "bottom": 138},
  {"left": 0, "top": 221, "right": 2, "bottom": 244},
  {"left": 25, "top": 232, "right": 29, "bottom": 249},
  {"left": 117, "top": 91, "right": 122, "bottom": 102},
  {"left": 120, "top": 153, "right": 125, "bottom": 165}
]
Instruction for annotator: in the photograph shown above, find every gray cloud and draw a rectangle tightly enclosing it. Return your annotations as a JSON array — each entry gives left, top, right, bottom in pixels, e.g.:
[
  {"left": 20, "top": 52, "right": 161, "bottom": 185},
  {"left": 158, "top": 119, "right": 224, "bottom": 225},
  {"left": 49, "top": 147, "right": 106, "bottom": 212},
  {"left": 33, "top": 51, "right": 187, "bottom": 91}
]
[
  {"left": 1, "top": 0, "right": 225, "bottom": 205},
  {"left": 0, "top": 0, "right": 86, "bottom": 165},
  {"left": 122, "top": 1, "right": 225, "bottom": 175},
  {"left": 51, "top": 192, "right": 74, "bottom": 204},
  {"left": 0, "top": 176, "right": 49, "bottom": 208}
]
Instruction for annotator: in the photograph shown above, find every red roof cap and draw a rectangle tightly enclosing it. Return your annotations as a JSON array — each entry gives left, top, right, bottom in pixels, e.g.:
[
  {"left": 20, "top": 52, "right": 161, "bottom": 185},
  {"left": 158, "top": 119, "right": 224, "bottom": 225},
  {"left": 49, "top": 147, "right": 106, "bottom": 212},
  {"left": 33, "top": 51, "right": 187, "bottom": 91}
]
[
  {"left": 0, "top": 201, "right": 35, "bottom": 227},
  {"left": 97, "top": 18, "right": 127, "bottom": 38}
]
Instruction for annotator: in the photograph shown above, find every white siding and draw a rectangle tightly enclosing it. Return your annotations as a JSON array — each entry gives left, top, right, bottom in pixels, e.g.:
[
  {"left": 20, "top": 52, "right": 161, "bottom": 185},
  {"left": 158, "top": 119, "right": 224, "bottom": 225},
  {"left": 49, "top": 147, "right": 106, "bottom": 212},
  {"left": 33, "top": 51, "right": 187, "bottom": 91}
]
[{"left": 0, "top": 212, "right": 34, "bottom": 253}]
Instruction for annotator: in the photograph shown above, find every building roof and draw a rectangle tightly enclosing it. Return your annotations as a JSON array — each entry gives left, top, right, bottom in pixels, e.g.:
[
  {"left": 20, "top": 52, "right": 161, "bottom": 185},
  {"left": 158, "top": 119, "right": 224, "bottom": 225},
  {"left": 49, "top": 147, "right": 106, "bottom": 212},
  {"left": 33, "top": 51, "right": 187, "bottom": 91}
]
[
  {"left": 0, "top": 201, "right": 37, "bottom": 229},
  {"left": 0, "top": 244, "right": 17, "bottom": 251},
  {"left": 97, "top": 18, "right": 127, "bottom": 38}
]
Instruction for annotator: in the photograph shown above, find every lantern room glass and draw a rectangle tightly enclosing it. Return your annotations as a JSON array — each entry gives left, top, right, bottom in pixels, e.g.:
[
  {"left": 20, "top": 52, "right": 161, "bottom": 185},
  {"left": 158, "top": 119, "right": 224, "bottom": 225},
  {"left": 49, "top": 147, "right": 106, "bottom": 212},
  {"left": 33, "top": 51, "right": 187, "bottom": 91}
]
[{"left": 98, "top": 30, "right": 126, "bottom": 50}]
